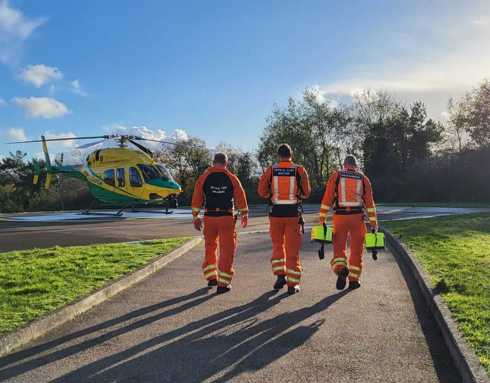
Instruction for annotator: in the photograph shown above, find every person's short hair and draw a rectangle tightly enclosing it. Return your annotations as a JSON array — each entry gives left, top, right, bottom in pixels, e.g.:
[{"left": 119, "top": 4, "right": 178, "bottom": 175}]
[
  {"left": 213, "top": 152, "right": 228, "bottom": 165},
  {"left": 277, "top": 144, "right": 292, "bottom": 158},
  {"left": 344, "top": 155, "right": 358, "bottom": 167}
]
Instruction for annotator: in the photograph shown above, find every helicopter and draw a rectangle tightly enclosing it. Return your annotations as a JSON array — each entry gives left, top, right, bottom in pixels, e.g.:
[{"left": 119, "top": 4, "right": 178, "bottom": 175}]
[{"left": 6, "top": 134, "right": 182, "bottom": 215}]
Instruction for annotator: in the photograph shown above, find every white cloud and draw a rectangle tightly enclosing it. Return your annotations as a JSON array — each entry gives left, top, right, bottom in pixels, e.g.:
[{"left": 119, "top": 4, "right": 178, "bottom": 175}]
[
  {"left": 316, "top": 9, "right": 490, "bottom": 118},
  {"left": 43, "top": 131, "right": 77, "bottom": 147},
  {"left": 103, "top": 124, "right": 189, "bottom": 151},
  {"left": 69, "top": 79, "right": 87, "bottom": 96},
  {"left": 173, "top": 129, "right": 189, "bottom": 141},
  {"left": 19, "top": 64, "right": 63, "bottom": 87},
  {"left": 0, "top": 0, "right": 45, "bottom": 64},
  {"left": 0, "top": 98, "right": 5, "bottom": 107},
  {"left": 472, "top": 17, "right": 489, "bottom": 26},
  {"left": 5, "top": 127, "right": 26, "bottom": 141},
  {"left": 13, "top": 97, "right": 69, "bottom": 119}
]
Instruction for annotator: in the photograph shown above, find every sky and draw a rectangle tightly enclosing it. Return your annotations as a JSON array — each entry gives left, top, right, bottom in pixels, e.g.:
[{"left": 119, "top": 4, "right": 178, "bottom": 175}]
[{"left": 1, "top": 0, "right": 490, "bottom": 160}]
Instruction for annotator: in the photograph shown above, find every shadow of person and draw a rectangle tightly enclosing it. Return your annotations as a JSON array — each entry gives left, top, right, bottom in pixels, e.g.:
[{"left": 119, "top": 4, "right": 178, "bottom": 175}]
[
  {"left": 53, "top": 290, "right": 350, "bottom": 382},
  {"left": 0, "top": 287, "right": 213, "bottom": 381}
]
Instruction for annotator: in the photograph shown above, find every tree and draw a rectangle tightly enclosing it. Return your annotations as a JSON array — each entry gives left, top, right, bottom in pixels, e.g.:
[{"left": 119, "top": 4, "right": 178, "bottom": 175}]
[
  {"left": 158, "top": 137, "right": 212, "bottom": 205},
  {"left": 449, "top": 79, "right": 490, "bottom": 148},
  {"left": 258, "top": 88, "right": 351, "bottom": 194},
  {"left": 357, "top": 96, "right": 443, "bottom": 201}
]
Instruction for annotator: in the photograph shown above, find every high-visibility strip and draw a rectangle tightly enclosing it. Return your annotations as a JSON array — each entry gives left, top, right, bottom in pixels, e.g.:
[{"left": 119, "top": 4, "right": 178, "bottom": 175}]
[
  {"left": 219, "top": 271, "right": 233, "bottom": 279},
  {"left": 356, "top": 179, "right": 362, "bottom": 200},
  {"left": 289, "top": 175, "right": 296, "bottom": 201},
  {"left": 203, "top": 264, "right": 217, "bottom": 272},
  {"left": 204, "top": 271, "right": 217, "bottom": 280},
  {"left": 331, "top": 258, "right": 347, "bottom": 265},
  {"left": 349, "top": 270, "right": 361, "bottom": 277},
  {"left": 338, "top": 201, "right": 363, "bottom": 207},
  {"left": 319, "top": 212, "right": 327, "bottom": 218},
  {"left": 287, "top": 276, "right": 300, "bottom": 283},
  {"left": 340, "top": 176, "right": 346, "bottom": 206},
  {"left": 239, "top": 208, "right": 249, "bottom": 214},
  {"left": 271, "top": 259, "right": 285, "bottom": 265},
  {"left": 218, "top": 277, "right": 231, "bottom": 286},
  {"left": 286, "top": 269, "right": 301, "bottom": 276},
  {"left": 273, "top": 266, "right": 286, "bottom": 273},
  {"left": 369, "top": 217, "right": 377, "bottom": 222},
  {"left": 349, "top": 265, "right": 361, "bottom": 272},
  {"left": 320, "top": 204, "right": 330, "bottom": 211},
  {"left": 272, "top": 199, "right": 298, "bottom": 205},
  {"left": 367, "top": 207, "right": 376, "bottom": 213}
]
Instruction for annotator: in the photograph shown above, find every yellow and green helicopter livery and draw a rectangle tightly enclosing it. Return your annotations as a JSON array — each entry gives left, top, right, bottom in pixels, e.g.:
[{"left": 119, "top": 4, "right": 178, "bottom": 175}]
[{"left": 8, "top": 134, "right": 182, "bottom": 214}]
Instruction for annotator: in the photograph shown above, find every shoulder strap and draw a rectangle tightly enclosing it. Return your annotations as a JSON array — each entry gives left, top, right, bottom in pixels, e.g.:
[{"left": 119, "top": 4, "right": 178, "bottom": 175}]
[
  {"left": 333, "top": 171, "right": 341, "bottom": 208},
  {"left": 295, "top": 165, "right": 303, "bottom": 198}
]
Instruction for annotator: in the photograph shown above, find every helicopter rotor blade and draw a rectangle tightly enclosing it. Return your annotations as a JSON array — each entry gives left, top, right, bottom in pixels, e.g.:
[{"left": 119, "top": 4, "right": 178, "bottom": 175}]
[
  {"left": 76, "top": 139, "right": 107, "bottom": 149},
  {"left": 127, "top": 138, "right": 154, "bottom": 156},
  {"left": 5, "top": 135, "right": 110, "bottom": 144},
  {"left": 131, "top": 136, "right": 178, "bottom": 145}
]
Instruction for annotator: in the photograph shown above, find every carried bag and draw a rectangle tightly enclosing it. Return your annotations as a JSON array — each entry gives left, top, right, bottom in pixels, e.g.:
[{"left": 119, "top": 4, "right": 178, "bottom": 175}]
[{"left": 311, "top": 224, "right": 333, "bottom": 260}]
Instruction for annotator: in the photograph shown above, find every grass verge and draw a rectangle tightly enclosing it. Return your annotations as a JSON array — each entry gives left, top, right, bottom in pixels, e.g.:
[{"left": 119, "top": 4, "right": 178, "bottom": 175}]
[
  {"left": 0, "top": 238, "right": 189, "bottom": 334},
  {"left": 378, "top": 202, "right": 490, "bottom": 208},
  {"left": 384, "top": 214, "right": 490, "bottom": 374}
]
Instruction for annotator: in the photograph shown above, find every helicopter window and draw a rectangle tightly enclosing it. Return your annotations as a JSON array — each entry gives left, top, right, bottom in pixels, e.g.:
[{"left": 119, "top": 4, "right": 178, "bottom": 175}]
[
  {"left": 117, "top": 168, "right": 125, "bottom": 187},
  {"left": 129, "top": 167, "right": 143, "bottom": 187},
  {"left": 137, "top": 164, "right": 160, "bottom": 181},
  {"left": 103, "top": 169, "right": 115, "bottom": 187},
  {"left": 156, "top": 165, "right": 172, "bottom": 181}
]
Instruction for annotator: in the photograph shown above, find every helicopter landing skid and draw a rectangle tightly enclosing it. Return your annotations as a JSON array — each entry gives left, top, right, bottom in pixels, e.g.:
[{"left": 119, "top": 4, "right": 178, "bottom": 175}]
[{"left": 79, "top": 210, "right": 125, "bottom": 217}]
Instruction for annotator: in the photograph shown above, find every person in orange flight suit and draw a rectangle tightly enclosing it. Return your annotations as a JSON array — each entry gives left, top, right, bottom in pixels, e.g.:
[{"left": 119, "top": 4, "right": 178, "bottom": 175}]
[
  {"left": 319, "top": 155, "right": 378, "bottom": 290},
  {"left": 191, "top": 153, "right": 249, "bottom": 294},
  {"left": 258, "top": 144, "right": 311, "bottom": 295}
]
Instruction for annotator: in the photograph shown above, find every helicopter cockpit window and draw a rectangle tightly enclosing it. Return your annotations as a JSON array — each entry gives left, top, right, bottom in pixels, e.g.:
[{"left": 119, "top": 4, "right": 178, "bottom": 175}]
[
  {"left": 137, "top": 164, "right": 160, "bottom": 182},
  {"left": 129, "top": 167, "right": 143, "bottom": 187},
  {"left": 103, "top": 169, "right": 115, "bottom": 187},
  {"left": 156, "top": 164, "right": 172, "bottom": 181},
  {"left": 117, "top": 168, "right": 125, "bottom": 187}
]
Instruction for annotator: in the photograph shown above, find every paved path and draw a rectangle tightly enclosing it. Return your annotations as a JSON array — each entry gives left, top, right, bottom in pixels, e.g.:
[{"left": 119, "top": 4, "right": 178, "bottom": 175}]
[{"left": 0, "top": 233, "right": 459, "bottom": 382}]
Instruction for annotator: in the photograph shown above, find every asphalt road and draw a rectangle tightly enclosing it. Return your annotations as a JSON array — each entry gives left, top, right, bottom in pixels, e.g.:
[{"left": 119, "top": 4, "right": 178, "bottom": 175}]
[
  {"left": 1, "top": 205, "right": 489, "bottom": 252},
  {"left": 0, "top": 233, "right": 459, "bottom": 382}
]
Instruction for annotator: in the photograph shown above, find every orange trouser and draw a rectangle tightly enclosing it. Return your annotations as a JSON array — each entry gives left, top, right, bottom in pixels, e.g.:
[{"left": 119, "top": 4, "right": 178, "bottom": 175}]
[
  {"left": 202, "top": 215, "right": 237, "bottom": 287},
  {"left": 269, "top": 216, "right": 302, "bottom": 287},
  {"left": 331, "top": 213, "right": 366, "bottom": 282}
]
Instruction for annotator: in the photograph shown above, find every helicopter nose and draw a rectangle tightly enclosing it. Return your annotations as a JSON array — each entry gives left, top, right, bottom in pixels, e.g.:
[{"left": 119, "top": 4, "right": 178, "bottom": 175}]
[{"left": 171, "top": 180, "right": 182, "bottom": 191}]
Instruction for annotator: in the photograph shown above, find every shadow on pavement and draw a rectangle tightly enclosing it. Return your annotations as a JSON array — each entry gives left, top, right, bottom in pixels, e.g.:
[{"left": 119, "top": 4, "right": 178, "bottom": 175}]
[
  {"left": 0, "top": 287, "right": 213, "bottom": 381},
  {"left": 391, "top": 251, "right": 462, "bottom": 383},
  {"left": 49, "top": 290, "right": 350, "bottom": 382}
]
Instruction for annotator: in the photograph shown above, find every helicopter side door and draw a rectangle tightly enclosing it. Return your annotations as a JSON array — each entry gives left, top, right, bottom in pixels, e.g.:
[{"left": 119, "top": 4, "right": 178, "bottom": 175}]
[{"left": 126, "top": 166, "right": 143, "bottom": 192}]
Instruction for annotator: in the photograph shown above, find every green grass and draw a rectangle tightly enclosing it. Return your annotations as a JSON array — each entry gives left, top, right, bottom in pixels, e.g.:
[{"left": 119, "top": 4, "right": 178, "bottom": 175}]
[
  {"left": 0, "top": 238, "right": 189, "bottom": 334},
  {"left": 385, "top": 214, "right": 490, "bottom": 374},
  {"left": 378, "top": 202, "right": 490, "bottom": 208}
]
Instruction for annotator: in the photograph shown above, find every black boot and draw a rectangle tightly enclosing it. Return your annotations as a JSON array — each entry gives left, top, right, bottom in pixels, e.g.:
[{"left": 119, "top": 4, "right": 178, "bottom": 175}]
[
  {"left": 273, "top": 275, "right": 287, "bottom": 290},
  {"left": 217, "top": 285, "right": 232, "bottom": 294},
  {"left": 287, "top": 285, "right": 300, "bottom": 295},
  {"left": 336, "top": 267, "right": 349, "bottom": 290},
  {"left": 207, "top": 279, "right": 218, "bottom": 287},
  {"left": 348, "top": 280, "right": 361, "bottom": 290}
]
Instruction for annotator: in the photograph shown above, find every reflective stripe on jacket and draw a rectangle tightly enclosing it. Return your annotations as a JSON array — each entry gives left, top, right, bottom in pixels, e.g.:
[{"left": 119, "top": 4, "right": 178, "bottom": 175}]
[{"left": 319, "top": 167, "right": 377, "bottom": 225}]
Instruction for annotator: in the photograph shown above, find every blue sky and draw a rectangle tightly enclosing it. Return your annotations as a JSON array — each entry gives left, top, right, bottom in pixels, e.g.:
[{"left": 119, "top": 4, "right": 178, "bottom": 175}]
[{"left": 1, "top": 0, "right": 490, "bottom": 159}]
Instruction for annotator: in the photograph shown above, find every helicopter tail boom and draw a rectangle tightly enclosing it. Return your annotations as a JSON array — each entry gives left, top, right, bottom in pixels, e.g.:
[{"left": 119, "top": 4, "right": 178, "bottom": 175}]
[{"left": 41, "top": 135, "right": 52, "bottom": 169}]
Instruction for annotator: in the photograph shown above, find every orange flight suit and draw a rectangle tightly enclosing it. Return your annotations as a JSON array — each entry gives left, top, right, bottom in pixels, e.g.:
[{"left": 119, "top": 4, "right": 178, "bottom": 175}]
[
  {"left": 319, "top": 165, "right": 377, "bottom": 282},
  {"left": 258, "top": 160, "right": 311, "bottom": 287},
  {"left": 191, "top": 167, "right": 248, "bottom": 287}
]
